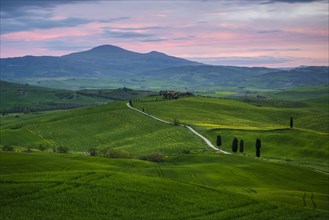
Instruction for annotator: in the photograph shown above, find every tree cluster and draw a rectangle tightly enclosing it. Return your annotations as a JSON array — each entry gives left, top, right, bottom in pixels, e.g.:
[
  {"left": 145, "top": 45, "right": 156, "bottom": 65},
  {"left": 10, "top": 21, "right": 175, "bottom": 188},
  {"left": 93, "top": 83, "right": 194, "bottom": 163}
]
[
  {"left": 159, "top": 90, "right": 193, "bottom": 100},
  {"left": 216, "top": 135, "right": 263, "bottom": 157}
]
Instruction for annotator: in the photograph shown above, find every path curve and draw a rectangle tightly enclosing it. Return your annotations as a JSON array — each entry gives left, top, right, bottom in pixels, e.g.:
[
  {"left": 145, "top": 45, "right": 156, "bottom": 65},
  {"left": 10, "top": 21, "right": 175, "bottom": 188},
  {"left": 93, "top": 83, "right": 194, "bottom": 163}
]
[{"left": 127, "top": 103, "right": 230, "bottom": 154}]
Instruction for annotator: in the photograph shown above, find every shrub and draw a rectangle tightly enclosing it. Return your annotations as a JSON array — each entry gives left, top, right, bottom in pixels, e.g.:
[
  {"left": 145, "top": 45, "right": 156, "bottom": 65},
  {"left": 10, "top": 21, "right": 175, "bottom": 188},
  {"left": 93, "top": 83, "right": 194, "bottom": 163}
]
[
  {"left": 182, "top": 149, "right": 190, "bottom": 154},
  {"left": 2, "top": 145, "right": 14, "bottom": 151},
  {"left": 57, "top": 146, "right": 70, "bottom": 153},
  {"left": 23, "top": 148, "right": 33, "bottom": 153},
  {"left": 140, "top": 152, "right": 166, "bottom": 162},
  {"left": 38, "top": 145, "right": 48, "bottom": 151},
  {"left": 173, "top": 118, "right": 180, "bottom": 126},
  {"left": 88, "top": 147, "right": 97, "bottom": 156},
  {"left": 103, "top": 149, "right": 131, "bottom": 158}
]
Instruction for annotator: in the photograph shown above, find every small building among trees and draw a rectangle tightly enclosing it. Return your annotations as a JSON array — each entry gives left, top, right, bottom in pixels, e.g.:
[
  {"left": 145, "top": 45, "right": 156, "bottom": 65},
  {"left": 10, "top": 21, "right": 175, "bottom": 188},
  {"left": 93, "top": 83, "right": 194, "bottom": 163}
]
[{"left": 159, "top": 90, "right": 193, "bottom": 100}]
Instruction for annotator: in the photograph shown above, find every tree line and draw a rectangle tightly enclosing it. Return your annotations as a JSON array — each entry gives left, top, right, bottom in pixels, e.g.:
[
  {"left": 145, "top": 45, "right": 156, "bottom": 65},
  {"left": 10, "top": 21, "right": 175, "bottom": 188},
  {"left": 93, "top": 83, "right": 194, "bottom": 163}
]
[
  {"left": 216, "top": 116, "right": 294, "bottom": 158},
  {"left": 217, "top": 135, "right": 261, "bottom": 157}
]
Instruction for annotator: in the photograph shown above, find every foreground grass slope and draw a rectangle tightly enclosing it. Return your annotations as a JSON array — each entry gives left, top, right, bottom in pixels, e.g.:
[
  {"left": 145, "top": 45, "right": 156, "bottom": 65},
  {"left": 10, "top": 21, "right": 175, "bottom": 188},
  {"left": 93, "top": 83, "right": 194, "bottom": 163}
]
[
  {"left": 0, "top": 102, "right": 206, "bottom": 156},
  {"left": 1, "top": 151, "right": 328, "bottom": 220},
  {"left": 133, "top": 95, "right": 328, "bottom": 166}
]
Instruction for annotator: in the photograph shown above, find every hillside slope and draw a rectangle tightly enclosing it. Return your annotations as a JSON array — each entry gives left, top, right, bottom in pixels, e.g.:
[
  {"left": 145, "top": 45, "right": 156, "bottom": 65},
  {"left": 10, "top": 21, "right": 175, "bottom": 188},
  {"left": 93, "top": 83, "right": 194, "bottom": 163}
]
[
  {"left": 1, "top": 152, "right": 328, "bottom": 219},
  {"left": 133, "top": 95, "right": 329, "bottom": 166},
  {"left": 0, "top": 102, "right": 206, "bottom": 156},
  {"left": 0, "top": 80, "right": 110, "bottom": 113}
]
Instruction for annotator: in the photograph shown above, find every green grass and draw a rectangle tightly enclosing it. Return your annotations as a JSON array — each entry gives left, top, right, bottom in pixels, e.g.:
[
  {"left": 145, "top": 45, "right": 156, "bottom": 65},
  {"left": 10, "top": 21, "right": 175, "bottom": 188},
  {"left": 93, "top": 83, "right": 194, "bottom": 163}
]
[
  {"left": 0, "top": 151, "right": 328, "bottom": 220},
  {"left": 1, "top": 87, "right": 328, "bottom": 219},
  {"left": 0, "top": 102, "right": 206, "bottom": 156},
  {"left": 133, "top": 96, "right": 328, "bottom": 167},
  {"left": 0, "top": 81, "right": 110, "bottom": 113}
]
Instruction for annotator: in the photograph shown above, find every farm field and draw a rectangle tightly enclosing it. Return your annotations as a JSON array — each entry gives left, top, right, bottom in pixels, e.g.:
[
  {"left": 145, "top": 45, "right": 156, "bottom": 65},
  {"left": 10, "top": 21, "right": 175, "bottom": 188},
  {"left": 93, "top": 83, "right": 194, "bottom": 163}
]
[
  {"left": 0, "top": 80, "right": 158, "bottom": 114},
  {"left": 133, "top": 89, "right": 329, "bottom": 170},
  {"left": 0, "top": 102, "right": 206, "bottom": 156},
  {"left": 1, "top": 151, "right": 328, "bottom": 220},
  {"left": 0, "top": 81, "right": 110, "bottom": 113},
  {"left": 0, "top": 87, "right": 328, "bottom": 219}
]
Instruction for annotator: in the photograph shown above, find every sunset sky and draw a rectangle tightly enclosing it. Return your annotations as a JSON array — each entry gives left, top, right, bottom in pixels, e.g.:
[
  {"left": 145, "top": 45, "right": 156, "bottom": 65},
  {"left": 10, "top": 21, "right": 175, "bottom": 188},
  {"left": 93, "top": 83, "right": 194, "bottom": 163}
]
[{"left": 0, "top": 0, "right": 328, "bottom": 67}]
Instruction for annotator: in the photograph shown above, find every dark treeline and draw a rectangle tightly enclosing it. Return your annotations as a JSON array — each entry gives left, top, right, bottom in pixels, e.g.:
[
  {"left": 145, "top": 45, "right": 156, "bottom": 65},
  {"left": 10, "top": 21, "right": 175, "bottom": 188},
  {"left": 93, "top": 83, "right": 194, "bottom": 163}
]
[
  {"left": 160, "top": 91, "right": 193, "bottom": 100},
  {"left": 77, "top": 90, "right": 125, "bottom": 100},
  {"left": 197, "top": 95, "right": 307, "bottom": 108},
  {"left": 0, "top": 103, "right": 91, "bottom": 115},
  {"left": 77, "top": 88, "right": 156, "bottom": 101}
]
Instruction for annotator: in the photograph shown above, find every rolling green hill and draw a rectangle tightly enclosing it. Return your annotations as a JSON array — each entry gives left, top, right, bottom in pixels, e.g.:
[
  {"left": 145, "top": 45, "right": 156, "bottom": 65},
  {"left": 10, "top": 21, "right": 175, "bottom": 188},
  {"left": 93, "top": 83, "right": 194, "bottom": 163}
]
[
  {"left": 0, "top": 81, "right": 156, "bottom": 114},
  {"left": 1, "top": 87, "right": 328, "bottom": 219},
  {"left": 0, "top": 81, "right": 109, "bottom": 113},
  {"left": 1, "top": 92, "right": 328, "bottom": 166},
  {"left": 133, "top": 94, "right": 328, "bottom": 168},
  {"left": 0, "top": 102, "right": 206, "bottom": 156},
  {"left": 0, "top": 151, "right": 328, "bottom": 219}
]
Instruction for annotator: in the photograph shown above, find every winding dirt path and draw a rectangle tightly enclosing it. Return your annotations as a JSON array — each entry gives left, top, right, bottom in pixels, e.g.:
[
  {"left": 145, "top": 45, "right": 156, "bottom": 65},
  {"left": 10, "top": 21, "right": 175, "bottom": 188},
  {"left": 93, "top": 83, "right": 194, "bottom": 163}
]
[{"left": 127, "top": 103, "right": 230, "bottom": 154}]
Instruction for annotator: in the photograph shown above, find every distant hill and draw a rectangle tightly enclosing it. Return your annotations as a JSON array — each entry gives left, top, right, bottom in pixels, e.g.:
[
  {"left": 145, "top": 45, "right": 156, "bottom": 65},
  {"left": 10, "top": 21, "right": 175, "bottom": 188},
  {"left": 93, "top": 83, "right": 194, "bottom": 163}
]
[
  {"left": 0, "top": 45, "right": 201, "bottom": 80},
  {"left": 0, "top": 80, "right": 155, "bottom": 113},
  {"left": 0, "top": 45, "right": 328, "bottom": 90},
  {"left": 251, "top": 66, "right": 329, "bottom": 88},
  {"left": 136, "top": 65, "right": 328, "bottom": 90}
]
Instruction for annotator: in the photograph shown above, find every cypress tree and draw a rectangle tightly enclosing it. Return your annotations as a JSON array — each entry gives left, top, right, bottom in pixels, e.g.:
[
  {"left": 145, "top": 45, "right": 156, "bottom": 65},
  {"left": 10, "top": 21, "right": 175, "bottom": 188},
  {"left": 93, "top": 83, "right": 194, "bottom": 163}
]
[
  {"left": 232, "top": 137, "right": 238, "bottom": 152},
  {"left": 216, "top": 135, "right": 222, "bottom": 147},
  {"left": 290, "top": 116, "right": 293, "bottom": 129},
  {"left": 239, "top": 139, "right": 244, "bottom": 153},
  {"left": 255, "top": 138, "right": 261, "bottom": 158}
]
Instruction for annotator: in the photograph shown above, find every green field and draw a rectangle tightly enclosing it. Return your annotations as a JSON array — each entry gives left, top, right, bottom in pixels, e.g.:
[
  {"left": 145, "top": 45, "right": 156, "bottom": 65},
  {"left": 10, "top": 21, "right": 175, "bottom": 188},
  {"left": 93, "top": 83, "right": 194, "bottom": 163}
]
[
  {"left": 1, "top": 151, "right": 328, "bottom": 220},
  {"left": 1, "top": 86, "right": 328, "bottom": 219},
  {"left": 0, "top": 102, "right": 206, "bottom": 156},
  {"left": 133, "top": 91, "right": 328, "bottom": 169},
  {"left": 0, "top": 81, "right": 156, "bottom": 114},
  {"left": 0, "top": 81, "right": 110, "bottom": 113}
]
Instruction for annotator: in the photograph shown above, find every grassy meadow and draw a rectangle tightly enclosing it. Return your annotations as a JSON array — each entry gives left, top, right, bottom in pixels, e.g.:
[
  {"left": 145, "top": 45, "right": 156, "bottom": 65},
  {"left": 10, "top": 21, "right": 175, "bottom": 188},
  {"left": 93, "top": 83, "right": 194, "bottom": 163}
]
[
  {"left": 1, "top": 151, "right": 328, "bottom": 220},
  {"left": 0, "top": 81, "right": 111, "bottom": 113},
  {"left": 0, "top": 102, "right": 206, "bottom": 156},
  {"left": 133, "top": 89, "right": 328, "bottom": 169},
  {"left": 0, "top": 86, "right": 328, "bottom": 219}
]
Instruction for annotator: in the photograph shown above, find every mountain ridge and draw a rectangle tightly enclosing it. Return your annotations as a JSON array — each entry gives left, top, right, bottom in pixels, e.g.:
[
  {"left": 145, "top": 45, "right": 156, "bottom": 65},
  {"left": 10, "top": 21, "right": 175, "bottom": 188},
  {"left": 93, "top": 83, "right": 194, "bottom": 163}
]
[
  {"left": 0, "top": 44, "right": 202, "bottom": 79},
  {"left": 1, "top": 45, "right": 328, "bottom": 91}
]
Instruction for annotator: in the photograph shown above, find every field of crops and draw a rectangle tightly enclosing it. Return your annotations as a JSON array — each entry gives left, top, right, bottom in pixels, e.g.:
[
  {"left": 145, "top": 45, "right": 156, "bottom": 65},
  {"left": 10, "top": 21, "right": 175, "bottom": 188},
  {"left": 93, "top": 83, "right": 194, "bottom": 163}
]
[
  {"left": 0, "top": 102, "right": 206, "bottom": 156},
  {"left": 1, "top": 87, "right": 328, "bottom": 219},
  {"left": 1, "top": 151, "right": 328, "bottom": 220},
  {"left": 133, "top": 93, "right": 328, "bottom": 168}
]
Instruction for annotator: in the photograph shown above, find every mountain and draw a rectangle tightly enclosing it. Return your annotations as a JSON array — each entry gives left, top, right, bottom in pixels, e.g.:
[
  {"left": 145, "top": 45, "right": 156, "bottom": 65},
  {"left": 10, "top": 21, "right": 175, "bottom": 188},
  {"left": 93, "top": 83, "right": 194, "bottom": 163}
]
[
  {"left": 1, "top": 45, "right": 328, "bottom": 91},
  {"left": 249, "top": 66, "right": 329, "bottom": 88},
  {"left": 136, "top": 65, "right": 328, "bottom": 90},
  {"left": 0, "top": 45, "right": 201, "bottom": 80}
]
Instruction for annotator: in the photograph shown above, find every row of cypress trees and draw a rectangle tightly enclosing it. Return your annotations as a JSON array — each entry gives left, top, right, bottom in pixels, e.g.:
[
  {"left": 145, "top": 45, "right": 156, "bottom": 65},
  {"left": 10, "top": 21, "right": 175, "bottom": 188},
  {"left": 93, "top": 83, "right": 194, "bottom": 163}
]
[
  {"left": 216, "top": 135, "right": 262, "bottom": 157},
  {"left": 216, "top": 117, "right": 294, "bottom": 158}
]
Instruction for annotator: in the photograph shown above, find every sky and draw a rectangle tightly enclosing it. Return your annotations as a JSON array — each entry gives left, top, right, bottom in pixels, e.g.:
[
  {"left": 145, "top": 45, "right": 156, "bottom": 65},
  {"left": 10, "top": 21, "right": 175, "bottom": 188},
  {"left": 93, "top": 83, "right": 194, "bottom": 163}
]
[{"left": 0, "top": 0, "right": 328, "bottom": 67}]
